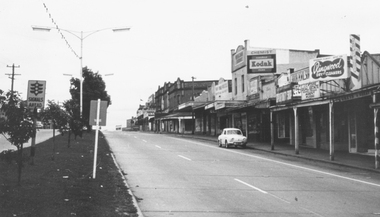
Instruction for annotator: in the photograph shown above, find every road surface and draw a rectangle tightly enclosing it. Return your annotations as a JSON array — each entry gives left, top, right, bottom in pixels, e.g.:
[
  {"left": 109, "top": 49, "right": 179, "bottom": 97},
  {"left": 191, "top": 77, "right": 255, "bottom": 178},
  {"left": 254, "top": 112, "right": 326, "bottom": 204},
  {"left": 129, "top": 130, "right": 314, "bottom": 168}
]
[
  {"left": 0, "top": 129, "right": 58, "bottom": 152},
  {"left": 105, "top": 131, "right": 380, "bottom": 217}
]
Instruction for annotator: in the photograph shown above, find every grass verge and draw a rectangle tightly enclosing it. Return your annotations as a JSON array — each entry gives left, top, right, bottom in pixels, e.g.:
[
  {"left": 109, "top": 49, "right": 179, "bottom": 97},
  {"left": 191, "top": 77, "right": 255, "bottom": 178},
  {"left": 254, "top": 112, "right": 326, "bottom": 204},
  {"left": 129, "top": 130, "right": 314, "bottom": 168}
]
[{"left": 0, "top": 130, "right": 138, "bottom": 217}]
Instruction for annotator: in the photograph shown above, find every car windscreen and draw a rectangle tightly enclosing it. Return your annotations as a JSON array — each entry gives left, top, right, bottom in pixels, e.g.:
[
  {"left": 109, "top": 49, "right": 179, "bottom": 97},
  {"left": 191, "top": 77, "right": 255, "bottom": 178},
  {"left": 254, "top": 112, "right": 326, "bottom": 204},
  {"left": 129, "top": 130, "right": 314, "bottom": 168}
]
[{"left": 227, "top": 130, "right": 242, "bottom": 135}]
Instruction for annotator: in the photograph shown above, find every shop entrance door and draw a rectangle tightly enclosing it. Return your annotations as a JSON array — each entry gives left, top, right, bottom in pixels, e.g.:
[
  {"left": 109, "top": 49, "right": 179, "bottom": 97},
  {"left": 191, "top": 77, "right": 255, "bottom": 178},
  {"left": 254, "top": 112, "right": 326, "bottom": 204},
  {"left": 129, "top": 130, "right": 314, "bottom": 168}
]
[{"left": 348, "top": 112, "right": 357, "bottom": 153}]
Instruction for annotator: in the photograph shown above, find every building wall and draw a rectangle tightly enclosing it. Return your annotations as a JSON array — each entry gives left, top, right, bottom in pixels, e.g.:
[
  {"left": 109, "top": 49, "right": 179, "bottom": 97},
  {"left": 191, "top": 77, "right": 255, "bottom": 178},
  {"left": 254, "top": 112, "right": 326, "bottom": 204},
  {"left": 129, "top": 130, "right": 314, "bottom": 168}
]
[
  {"left": 362, "top": 52, "right": 380, "bottom": 87},
  {"left": 232, "top": 67, "right": 247, "bottom": 100}
]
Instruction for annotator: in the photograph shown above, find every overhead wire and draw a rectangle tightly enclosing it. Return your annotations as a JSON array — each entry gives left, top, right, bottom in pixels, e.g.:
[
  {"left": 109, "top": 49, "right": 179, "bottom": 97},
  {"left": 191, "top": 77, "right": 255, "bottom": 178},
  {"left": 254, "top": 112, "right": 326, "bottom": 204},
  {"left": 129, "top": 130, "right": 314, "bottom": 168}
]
[{"left": 41, "top": 2, "right": 80, "bottom": 59}]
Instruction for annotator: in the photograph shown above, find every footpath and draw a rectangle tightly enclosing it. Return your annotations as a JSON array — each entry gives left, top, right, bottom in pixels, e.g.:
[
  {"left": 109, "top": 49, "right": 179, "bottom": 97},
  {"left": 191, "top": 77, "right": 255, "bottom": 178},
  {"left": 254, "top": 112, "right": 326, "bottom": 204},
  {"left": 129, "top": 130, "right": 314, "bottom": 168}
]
[{"left": 163, "top": 132, "right": 380, "bottom": 174}]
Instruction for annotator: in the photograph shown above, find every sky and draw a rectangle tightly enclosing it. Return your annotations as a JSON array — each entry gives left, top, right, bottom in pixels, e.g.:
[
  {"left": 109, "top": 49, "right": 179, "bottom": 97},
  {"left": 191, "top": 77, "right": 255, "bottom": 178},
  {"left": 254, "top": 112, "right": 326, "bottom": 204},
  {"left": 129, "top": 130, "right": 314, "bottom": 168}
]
[{"left": 1, "top": 0, "right": 380, "bottom": 130}]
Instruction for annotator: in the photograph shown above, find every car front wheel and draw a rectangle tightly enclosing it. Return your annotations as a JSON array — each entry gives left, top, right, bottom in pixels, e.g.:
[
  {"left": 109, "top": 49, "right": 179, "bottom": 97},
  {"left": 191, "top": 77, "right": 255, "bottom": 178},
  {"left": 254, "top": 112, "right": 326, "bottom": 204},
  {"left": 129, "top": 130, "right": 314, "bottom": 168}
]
[
  {"left": 224, "top": 140, "right": 229, "bottom": 149},
  {"left": 218, "top": 140, "right": 222, "bottom": 147}
]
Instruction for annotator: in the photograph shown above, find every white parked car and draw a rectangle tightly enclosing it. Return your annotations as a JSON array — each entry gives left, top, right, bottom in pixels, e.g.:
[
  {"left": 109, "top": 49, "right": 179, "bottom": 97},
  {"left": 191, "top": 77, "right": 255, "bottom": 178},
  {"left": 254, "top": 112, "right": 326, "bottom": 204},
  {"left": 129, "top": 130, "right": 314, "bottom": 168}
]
[{"left": 218, "top": 128, "right": 247, "bottom": 148}]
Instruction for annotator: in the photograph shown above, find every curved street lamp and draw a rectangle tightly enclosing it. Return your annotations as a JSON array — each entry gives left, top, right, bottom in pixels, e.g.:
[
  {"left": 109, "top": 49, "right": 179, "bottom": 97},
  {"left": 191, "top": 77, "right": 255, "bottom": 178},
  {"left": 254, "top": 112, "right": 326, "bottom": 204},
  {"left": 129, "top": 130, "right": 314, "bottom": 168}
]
[{"left": 32, "top": 25, "right": 130, "bottom": 118}]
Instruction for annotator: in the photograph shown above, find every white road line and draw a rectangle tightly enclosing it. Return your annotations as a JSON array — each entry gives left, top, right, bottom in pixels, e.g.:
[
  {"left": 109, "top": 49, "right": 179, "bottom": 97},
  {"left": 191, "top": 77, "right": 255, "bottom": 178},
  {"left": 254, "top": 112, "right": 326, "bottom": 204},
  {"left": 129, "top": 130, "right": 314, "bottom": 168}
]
[
  {"left": 172, "top": 137, "right": 380, "bottom": 188},
  {"left": 155, "top": 145, "right": 162, "bottom": 149},
  {"left": 178, "top": 155, "right": 192, "bottom": 161},
  {"left": 142, "top": 140, "right": 147, "bottom": 143},
  {"left": 134, "top": 136, "right": 137, "bottom": 139},
  {"left": 234, "top": 178, "right": 267, "bottom": 194}
]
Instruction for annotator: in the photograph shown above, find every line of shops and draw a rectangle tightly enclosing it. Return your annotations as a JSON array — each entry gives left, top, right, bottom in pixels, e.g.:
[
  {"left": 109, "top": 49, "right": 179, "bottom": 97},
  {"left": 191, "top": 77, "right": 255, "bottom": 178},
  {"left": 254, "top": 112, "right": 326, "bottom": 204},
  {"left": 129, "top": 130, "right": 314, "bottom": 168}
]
[{"left": 136, "top": 37, "right": 380, "bottom": 169}]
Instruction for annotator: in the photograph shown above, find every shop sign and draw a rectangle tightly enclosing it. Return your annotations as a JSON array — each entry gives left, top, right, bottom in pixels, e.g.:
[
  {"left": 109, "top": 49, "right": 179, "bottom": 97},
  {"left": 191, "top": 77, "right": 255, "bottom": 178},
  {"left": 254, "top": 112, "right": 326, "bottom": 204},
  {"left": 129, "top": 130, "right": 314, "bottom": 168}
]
[
  {"left": 332, "top": 89, "right": 372, "bottom": 103},
  {"left": 232, "top": 45, "right": 246, "bottom": 71},
  {"left": 215, "top": 102, "right": 226, "bottom": 110},
  {"left": 276, "top": 90, "right": 292, "bottom": 104},
  {"left": 309, "top": 54, "right": 348, "bottom": 82},
  {"left": 215, "top": 80, "right": 229, "bottom": 100},
  {"left": 247, "top": 50, "right": 276, "bottom": 74},
  {"left": 249, "top": 77, "right": 259, "bottom": 97},
  {"left": 205, "top": 103, "right": 214, "bottom": 110},
  {"left": 143, "top": 110, "right": 155, "bottom": 118},
  {"left": 291, "top": 67, "right": 309, "bottom": 84},
  {"left": 299, "top": 81, "right": 321, "bottom": 100},
  {"left": 293, "top": 84, "right": 302, "bottom": 97}
]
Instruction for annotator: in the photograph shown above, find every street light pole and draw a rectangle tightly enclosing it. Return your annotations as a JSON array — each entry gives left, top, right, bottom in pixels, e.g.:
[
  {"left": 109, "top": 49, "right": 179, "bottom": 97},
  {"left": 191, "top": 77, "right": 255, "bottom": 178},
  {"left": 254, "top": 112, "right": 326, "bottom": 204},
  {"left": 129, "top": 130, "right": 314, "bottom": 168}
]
[
  {"left": 80, "top": 31, "right": 83, "bottom": 119},
  {"left": 32, "top": 26, "right": 130, "bottom": 118},
  {"left": 191, "top": 76, "right": 196, "bottom": 135}
]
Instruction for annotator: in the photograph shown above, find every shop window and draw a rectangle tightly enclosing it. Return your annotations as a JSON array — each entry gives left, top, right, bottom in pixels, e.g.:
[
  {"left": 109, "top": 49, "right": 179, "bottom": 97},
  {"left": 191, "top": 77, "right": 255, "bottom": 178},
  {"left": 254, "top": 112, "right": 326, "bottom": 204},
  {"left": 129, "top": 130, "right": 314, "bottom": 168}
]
[
  {"left": 241, "top": 75, "right": 245, "bottom": 93},
  {"left": 277, "top": 113, "right": 289, "bottom": 138},
  {"left": 234, "top": 77, "right": 238, "bottom": 95}
]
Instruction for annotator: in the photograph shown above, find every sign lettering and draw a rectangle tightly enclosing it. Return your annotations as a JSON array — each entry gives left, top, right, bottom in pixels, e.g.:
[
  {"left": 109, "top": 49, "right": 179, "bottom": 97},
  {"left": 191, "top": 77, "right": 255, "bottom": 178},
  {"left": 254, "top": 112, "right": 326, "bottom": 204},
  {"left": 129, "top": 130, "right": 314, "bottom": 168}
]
[
  {"left": 309, "top": 55, "right": 348, "bottom": 82},
  {"left": 247, "top": 50, "right": 276, "bottom": 74},
  {"left": 27, "top": 80, "right": 46, "bottom": 110}
]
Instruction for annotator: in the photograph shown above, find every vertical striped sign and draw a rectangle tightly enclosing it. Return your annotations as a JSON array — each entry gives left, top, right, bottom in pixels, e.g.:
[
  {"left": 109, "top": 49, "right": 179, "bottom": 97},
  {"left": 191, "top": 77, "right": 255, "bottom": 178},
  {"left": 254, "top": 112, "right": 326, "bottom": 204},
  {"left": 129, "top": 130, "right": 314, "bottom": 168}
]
[{"left": 350, "top": 34, "right": 361, "bottom": 90}]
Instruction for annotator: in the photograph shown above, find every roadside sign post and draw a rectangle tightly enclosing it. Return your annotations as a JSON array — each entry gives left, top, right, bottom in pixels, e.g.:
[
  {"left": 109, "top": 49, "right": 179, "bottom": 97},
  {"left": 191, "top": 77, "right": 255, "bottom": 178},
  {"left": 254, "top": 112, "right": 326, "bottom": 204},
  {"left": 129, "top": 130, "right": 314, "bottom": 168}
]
[
  {"left": 27, "top": 80, "right": 46, "bottom": 165},
  {"left": 89, "top": 99, "right": 107, "bottom": 179}
]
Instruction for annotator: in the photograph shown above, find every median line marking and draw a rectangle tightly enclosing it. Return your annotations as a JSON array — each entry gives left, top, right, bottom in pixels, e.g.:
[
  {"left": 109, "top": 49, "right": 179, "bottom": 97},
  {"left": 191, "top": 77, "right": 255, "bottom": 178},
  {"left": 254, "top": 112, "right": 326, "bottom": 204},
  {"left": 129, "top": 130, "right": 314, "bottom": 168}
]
[
  {"left": 178, "top": 155, "right": 192, "bottom": 161},
  {"left": 172, "top": 138, "right": 380, "bottom": 188},
  {"left": 155, "top": 145, "right": 162, "bottom": 149},
  {"left": 142, "top": 140, "right": 147, "bottom": 143},
  {"left": 234, "top": 178, "right": 267, "bottom": 194},
  {"left": 234, "top": 178, "right": 292, "bottom": 204}
]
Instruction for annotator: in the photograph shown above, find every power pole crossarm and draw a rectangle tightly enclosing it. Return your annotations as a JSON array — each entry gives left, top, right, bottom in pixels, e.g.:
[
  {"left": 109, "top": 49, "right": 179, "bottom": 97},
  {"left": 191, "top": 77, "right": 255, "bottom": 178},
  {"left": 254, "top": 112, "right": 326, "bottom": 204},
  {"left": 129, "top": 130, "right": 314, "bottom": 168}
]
[{"left": 6, "top": 64, "right": 21, "bottom": 95}]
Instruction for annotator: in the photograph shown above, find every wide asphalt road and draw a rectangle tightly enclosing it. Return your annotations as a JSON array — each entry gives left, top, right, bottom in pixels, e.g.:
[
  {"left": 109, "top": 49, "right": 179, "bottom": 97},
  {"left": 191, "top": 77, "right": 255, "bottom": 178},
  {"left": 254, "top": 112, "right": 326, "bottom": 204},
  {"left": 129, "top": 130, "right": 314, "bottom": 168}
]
[
  {"left": 104, "top": 131, "right": 380, "bottom": 217},
  {"left": 0, "top": 129, "right": 57, "bottom": 152}
]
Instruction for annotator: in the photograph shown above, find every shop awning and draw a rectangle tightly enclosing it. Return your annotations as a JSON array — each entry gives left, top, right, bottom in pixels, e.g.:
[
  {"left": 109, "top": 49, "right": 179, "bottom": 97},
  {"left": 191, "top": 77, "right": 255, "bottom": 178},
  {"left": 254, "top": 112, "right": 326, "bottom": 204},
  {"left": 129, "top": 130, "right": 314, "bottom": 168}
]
[{"left": 159, "top": 112, "right": 193, "bottom": 120}]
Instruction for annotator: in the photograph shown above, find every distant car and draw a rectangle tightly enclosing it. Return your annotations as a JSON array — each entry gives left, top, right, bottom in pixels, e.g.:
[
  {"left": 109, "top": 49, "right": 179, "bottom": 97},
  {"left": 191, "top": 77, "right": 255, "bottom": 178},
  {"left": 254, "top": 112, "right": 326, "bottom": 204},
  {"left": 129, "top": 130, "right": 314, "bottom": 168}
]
[
  {"left": 218, "top": 128, "right": 247, "bottom": 148},
  {"left": 36, "top": 121, "right": 43, "bottom": 129}
]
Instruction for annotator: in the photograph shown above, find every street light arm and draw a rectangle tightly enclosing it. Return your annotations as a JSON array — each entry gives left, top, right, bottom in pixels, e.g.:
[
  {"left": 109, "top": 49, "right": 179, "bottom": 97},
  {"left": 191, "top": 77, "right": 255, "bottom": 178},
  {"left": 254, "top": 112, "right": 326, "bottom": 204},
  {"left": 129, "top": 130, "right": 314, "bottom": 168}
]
[
  {"left": 32, "top": 25, "right": 131, "bottom": 40},
  {"left": 32, "top": 25, "right": 82, "bottom": 40},
  {"left": 82, "top": 27, "right": 131, "bottom": 40}
]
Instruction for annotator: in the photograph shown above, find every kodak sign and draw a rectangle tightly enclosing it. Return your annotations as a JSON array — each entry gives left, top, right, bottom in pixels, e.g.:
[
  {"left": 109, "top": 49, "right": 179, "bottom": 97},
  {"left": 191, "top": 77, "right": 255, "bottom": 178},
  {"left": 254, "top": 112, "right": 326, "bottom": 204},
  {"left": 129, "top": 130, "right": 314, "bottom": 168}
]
[{"left": 247, "top": 49, "right": 276, "bottom": 74}]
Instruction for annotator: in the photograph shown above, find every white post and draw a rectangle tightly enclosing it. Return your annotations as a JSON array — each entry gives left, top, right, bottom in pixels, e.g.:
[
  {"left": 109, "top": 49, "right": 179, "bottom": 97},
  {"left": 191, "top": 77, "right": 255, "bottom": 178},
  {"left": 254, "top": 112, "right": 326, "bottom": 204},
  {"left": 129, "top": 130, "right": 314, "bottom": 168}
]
[
  {"left": 375, "top": 108, "right": 379, "bottom": 169},
  {"left": 293, "top": 107, "right": 299, "bottom": 154},
  {"left": 270, "top": 111, "right": 274, "bottom": 150},
  {"left": 80, "top": 31, "right": 83, "bottom": 118},
  {"left": 329, "top": 102, "right": 335, "bottom": 161},
  {"left": 92, "top": 99, "right": 101, "bottom": 179}
]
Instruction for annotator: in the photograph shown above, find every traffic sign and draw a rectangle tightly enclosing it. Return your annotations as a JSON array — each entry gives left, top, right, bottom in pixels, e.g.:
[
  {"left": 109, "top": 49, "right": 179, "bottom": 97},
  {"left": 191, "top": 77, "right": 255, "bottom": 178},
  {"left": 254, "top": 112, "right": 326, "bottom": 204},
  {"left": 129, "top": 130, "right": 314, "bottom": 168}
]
[
  {"left": 27, "top": 80, "right": 46, "bottom": 110},
  {"left": 89, "top": 100, "right": 108, "bottom": 126}
]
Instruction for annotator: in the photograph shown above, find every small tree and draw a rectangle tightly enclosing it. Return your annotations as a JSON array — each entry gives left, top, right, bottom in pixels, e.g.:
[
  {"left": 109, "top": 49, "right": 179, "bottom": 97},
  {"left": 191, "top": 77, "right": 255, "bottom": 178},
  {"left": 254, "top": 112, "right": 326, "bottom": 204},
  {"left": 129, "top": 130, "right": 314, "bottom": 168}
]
[
  {"left": 63, "top": 99, "right": 83, "bottom": 140},
  {"left": 41, "top": 100, "right": 69, "bottom": 159},
  {"left": 69, "top": 67, "right": 111, "bottom": 131},
  {"left": 0, "top": 90, "right": 34, "bottom": 185}
]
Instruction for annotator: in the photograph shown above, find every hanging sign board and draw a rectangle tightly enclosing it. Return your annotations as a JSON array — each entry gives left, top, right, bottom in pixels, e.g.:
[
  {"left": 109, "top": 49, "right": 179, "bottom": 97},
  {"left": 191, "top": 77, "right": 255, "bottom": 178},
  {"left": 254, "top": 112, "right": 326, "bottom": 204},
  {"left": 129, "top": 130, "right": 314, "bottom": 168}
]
[
  {"left": 89, "top": 100, "right": 108, "bottom": 126},
  {"left": 301, "top": 81, "right": 320, "bottom": 100},
  {"left": 27, "top": 80, "right": 46, "bottom": 110}
]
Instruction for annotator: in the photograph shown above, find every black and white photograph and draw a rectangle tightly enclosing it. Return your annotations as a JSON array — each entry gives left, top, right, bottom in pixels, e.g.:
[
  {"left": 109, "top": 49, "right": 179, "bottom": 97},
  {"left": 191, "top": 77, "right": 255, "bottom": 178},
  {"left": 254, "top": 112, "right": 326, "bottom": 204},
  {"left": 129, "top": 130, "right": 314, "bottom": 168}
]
[{"left": 1, "top": 0, "right": 380, "bottom": 216}]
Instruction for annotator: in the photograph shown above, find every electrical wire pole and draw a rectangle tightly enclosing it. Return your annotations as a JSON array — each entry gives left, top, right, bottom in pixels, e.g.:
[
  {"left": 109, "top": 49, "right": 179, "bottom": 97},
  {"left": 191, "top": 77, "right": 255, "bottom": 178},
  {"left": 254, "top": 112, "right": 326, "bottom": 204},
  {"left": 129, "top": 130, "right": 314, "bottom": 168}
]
[{"left": 6, "top": 64, "right": 21, "bottom": 98}]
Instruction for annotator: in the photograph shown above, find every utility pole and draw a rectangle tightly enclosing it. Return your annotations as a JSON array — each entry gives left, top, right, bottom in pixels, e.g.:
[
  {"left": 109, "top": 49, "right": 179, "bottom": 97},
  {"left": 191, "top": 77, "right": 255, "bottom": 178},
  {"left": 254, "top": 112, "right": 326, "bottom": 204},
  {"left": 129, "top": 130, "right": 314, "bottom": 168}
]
[{"left": 6, "top": 64, "right": 21, "bottom": 98}]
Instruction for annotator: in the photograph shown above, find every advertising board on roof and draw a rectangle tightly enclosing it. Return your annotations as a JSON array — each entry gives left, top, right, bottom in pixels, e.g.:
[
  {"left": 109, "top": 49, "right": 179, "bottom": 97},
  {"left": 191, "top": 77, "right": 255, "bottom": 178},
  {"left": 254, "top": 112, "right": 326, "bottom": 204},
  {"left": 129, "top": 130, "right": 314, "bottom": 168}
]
[
  {"left": 215, "top": 80, "right": 229, "bottom": 100},
  {"left": 247, "top": 49, "right": 276, "bottom": 74},
  {"left": 291, "top": 67, "right": 309, "bottom": 84},
  {"left": 309, "top": 54, "right": 349, "bottom": 82},
  {"left": 232, "top": 45, "right": 246, "bottom": 71}
]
